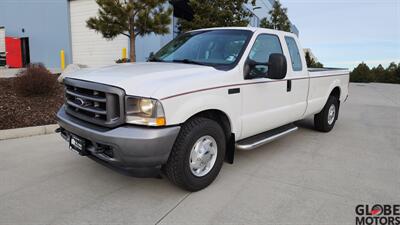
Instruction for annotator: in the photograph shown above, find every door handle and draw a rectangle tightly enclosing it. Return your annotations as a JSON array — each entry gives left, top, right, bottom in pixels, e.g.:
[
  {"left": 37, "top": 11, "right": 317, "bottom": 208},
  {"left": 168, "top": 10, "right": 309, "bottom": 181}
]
[
  {"left": 287, "top": 80, "right": 292, "bottom": 92},
  {"left": 228, "top": 88, "right": 240, "bottom": 95}
]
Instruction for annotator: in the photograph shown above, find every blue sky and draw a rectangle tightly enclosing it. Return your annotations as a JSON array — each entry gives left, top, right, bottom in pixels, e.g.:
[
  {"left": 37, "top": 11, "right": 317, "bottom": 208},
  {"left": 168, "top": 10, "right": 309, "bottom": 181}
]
[{"left": 280, "top": 0, "right": 400, "bottom": 70}]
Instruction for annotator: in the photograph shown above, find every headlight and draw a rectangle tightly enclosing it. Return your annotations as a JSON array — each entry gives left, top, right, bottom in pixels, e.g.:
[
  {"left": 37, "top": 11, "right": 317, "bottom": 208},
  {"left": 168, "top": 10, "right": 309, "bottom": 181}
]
[{"left": 125, "top": 96, "right": 166, "bottom": 126}]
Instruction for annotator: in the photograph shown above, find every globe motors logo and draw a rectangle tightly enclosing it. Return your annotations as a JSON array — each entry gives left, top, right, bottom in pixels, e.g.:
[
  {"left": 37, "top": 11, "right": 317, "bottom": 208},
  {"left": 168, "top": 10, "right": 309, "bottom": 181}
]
[{"left": 356, "top": 204, "right": 400, "bottom": 225}]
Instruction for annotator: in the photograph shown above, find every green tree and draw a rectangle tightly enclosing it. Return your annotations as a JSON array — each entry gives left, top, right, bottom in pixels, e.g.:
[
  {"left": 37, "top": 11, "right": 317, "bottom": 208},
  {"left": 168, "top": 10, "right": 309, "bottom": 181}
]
[
  {"left": 178, "top": 0, "right": 256, "bottom": 32},
  {"left": 305, "top": 51, "right": 313, "bottom": 66},
  {"left": 396, "top": 63, "right": 400, "bottom": 82},
  {"left": 314, "top": 62, "right": 324, "bottom": 68},
  {"left": 371, "top": 64, "right": 385, "bottom": 83},
  {"left": 87, "top": 0, "right": 172, "bottom": 62},
  {"left": 350, "top": 62, "right": 400, "bottom": 84},
  {"left": 305, "top": 52, "right": 323, "bottom": 68},
  {"left": 386, "top": 62, "right": 400, "bottom": 83},
  {"left": 350, "top": 62, "right": 371, "bottom": 83},
  {"left": 260, "top": 0, "right": 291, "bottom": 32}
]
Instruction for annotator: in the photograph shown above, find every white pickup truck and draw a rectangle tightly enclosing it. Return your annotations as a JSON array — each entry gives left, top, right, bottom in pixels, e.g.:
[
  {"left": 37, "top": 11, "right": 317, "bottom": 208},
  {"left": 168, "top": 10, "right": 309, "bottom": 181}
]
[{"left": 57, "top": 27, "right": 349, "bottom": 191}]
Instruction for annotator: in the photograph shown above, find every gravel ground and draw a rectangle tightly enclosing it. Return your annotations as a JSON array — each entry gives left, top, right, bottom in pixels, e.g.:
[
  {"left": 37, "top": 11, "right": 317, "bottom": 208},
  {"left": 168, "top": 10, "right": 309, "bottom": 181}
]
[{"left": 0, "top": 78, "right": 64, "bottom": 130}]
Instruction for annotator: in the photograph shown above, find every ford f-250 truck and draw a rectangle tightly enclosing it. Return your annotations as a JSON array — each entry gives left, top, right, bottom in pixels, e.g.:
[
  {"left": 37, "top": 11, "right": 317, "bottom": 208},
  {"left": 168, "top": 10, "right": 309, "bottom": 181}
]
[{"left": 56, "top": 27, "right": 349, "bottom": 191}]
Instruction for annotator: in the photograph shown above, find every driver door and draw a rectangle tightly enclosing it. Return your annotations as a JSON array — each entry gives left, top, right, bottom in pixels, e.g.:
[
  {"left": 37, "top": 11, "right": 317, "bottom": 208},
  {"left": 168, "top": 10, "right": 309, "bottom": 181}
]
[{"left": 240, "top": 34, "right": 294, "bottom": 139}]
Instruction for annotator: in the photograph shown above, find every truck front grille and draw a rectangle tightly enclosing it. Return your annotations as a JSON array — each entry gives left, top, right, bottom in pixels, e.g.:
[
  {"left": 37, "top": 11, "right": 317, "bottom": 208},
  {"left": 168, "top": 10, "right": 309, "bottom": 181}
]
[{"left": 64, "top": 78, "right": 125, "bottom": 128}]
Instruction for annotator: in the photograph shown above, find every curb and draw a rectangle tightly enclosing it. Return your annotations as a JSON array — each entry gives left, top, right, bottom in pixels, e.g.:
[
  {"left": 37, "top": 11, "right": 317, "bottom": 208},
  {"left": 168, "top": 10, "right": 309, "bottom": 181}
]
[{"left": 0, "top": 124, "right": 59, "bottom": 141}]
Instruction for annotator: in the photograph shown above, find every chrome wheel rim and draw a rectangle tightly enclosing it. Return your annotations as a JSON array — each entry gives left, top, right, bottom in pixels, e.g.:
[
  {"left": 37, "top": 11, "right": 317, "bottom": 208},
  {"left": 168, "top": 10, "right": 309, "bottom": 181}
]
[
  {"left": 189, "top": 135, "right": 218, "bottom": 177},
  {"left": 327, "top": 104, "right": 336, "bottom": 125}
]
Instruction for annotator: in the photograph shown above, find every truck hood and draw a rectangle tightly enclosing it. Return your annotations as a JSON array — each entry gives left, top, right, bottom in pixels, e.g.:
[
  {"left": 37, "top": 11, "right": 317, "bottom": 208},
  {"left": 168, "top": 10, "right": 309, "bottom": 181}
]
[{"left": 64, "top": 62, "right": 219, "bottom": 98}]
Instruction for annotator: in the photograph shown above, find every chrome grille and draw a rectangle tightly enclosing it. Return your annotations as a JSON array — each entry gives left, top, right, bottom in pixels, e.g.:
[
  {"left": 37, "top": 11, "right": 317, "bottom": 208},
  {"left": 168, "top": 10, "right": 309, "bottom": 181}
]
[{"left": 64, "top": 78, "right": 125, "bottom": 128}]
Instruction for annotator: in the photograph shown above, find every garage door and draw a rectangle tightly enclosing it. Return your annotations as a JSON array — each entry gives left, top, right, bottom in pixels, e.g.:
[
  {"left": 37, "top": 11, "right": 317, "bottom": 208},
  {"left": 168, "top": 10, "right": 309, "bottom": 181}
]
[{"left": 69, "top": 0, "right": 128, "bottom": 67}]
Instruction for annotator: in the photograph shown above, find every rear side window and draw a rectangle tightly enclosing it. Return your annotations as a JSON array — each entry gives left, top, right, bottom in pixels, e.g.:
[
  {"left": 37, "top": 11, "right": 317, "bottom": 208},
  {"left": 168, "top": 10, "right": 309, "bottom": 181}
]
[{"left": 285, "top": 37, "right": 303, "bottom": 71}]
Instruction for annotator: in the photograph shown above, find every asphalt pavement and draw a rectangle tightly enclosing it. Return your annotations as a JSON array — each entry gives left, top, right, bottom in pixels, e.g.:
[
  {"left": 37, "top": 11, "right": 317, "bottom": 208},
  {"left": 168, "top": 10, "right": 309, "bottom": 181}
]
[{"left": 0, "top": 83, "right": 399, "bottom": 225}]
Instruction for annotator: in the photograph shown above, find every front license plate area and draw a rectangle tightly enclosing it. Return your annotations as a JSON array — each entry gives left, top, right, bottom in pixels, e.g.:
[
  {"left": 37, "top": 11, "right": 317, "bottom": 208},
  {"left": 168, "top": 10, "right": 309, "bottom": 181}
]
[{"left": 69, "top": 135, "right": 86, "bottom": 155}]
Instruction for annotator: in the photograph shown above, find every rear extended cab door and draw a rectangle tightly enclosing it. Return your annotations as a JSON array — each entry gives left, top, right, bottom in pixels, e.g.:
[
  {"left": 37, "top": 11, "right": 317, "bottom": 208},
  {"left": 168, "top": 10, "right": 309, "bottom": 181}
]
[
  {"left": 239, "top": 31, "right": 308, "bottom": 139},
  {"left": 283, "top": 34, "right": 309, "bottom": 119}
]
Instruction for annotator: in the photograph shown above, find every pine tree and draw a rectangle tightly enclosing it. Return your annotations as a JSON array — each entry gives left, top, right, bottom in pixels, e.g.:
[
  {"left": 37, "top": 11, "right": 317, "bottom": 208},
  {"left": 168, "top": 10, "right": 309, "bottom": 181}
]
[
  {"left": 350, "top": 62, "right": 371, "bottom": 83},
  {"left": 260, "top": 0, "right": 291, "bottom": 32},
  {"left": 350, "top": 62, "right": 400, "bottom": 84},
  {"left": 87, "top": 0, "right": 172, "bottom": 62},
  {"left": 178, "top": 0, "right": 256, "bottom": 32},
  {"left": 371, "top": 64, "right": 385, "bottom": 82},
  {"left": 305, "top": 52, "right": 315, "bottom": 67},
  {"left": 305, "top": 52, "right": 323, "bottom": 68},
  {"left": 383, "top": 63, "right": 398, "bottom": 83}
]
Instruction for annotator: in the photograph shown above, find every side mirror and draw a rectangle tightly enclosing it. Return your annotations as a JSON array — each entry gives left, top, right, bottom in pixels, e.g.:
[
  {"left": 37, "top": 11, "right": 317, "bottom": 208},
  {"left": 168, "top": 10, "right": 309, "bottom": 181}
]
[
  {"left": 244, "top": 59, "right": 268, "bottom": 79},
  {"left": 266, "top": 53, "right": 287, "bottom": 79}
]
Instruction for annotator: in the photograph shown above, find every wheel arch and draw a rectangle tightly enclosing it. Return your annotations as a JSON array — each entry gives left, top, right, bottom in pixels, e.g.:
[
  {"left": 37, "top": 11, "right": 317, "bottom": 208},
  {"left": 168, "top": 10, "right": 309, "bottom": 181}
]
[
  {"left": 328, "top": 86, "right": 341, "bottom": 108},
  {"left": 324, "top": 79, "right": 342, "bottom": 104},
  {"left": 185, "top": 109, "right": 236, "bottom": 164},
  {"left": 186, "top": 109, "right": 232, "bottom": 139},
  {"left": 330, "top": 86, "right": 341, "bottom": 100}
]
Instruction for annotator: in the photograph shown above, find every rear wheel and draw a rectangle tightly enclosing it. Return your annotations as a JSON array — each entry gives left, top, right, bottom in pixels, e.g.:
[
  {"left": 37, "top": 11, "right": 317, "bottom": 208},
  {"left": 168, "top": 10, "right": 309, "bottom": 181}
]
[
  {"left": 314, "top": 96, "right": 339, "bottom": 132},
  {"left": 164, "top": 117, "right": 226, "bottom": 191}
]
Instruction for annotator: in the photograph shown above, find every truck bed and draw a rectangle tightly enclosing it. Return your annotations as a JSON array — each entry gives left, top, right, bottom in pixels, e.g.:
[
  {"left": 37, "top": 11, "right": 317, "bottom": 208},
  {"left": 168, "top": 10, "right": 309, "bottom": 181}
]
[
  {"left": 308, "top": 67, "right": 349, "bottom": 77},
  {"left": 308, "top": 68, "right": 350, "bottom": 78},
  {"left": 303, "top": 67, "right": 349, "bottom": 118},
  {"left": 308, "top": 67, "right": 349, "bottom": 75}
]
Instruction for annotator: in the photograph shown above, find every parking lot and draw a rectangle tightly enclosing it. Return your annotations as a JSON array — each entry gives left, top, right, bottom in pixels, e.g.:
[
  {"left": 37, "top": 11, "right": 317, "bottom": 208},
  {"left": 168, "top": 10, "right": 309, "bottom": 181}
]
[{"left": 0, "top": 83, "right": 399, "bottom": 225}]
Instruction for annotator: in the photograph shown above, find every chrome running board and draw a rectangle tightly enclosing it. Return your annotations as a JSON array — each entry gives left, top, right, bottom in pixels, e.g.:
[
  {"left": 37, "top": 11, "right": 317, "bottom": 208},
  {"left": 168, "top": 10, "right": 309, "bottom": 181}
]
[{"left": 236, "top": 124, "right": 298, "bottom": 151}]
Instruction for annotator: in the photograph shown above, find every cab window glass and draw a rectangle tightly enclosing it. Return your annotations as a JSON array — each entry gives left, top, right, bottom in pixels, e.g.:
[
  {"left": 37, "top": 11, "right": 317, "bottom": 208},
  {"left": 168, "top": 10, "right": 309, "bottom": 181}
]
[
  {"left": 248, "top": 34, "right": 283, "bottom": 77},
  {"left": 285, "top": 36, "right": 303, "bottom": 71},
  {"left": 154, "top": 30, "right": 251, "bottom": 66}
]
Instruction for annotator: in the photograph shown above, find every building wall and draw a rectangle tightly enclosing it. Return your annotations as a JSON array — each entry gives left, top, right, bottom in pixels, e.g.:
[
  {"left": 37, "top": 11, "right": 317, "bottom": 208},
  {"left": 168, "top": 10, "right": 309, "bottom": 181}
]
[
  {"left": 291, "top": 24, "right": 299, "bottom": 36},
  {"left": 246, "top": 0, "right": 274, "bottom": 22},
  {"left": 67, "top": 0, "right": 174, "bottom": 66},
  {"left": 0, "top": 27, "right": 5, "bottom": 53},
  {"left": 246, "top": 0, "right": 299, "bottom": 36},
  {"left": 0, "top": 0, "right": 72, "bottom": 69}
]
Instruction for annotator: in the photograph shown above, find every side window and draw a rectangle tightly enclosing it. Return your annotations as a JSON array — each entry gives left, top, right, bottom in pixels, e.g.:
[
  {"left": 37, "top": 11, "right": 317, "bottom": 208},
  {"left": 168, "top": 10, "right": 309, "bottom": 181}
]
[
  {"left": 248, "top": 34, "right": 283, "bottom": 77},
  {"left": 285, "top": 36, "right": 303, "bottom": 71}
]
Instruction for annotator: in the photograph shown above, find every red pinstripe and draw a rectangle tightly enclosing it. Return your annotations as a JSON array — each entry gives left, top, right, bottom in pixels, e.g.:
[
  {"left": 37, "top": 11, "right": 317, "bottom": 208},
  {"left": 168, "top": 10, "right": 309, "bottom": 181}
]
[{"left": 160, "top": 73, "right": 349, "bottom": 100}]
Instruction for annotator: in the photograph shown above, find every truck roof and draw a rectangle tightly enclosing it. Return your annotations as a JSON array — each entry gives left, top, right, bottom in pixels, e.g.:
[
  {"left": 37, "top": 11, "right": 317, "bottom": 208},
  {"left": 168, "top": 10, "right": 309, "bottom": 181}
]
[{"left": 191, "top": 27, "right": 296, "bottom": 37}]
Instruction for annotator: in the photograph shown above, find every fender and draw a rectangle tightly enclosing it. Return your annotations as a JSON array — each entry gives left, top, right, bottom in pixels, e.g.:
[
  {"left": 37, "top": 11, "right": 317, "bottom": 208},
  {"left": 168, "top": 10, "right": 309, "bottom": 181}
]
[
  {"left": 161, "top": 91, "right": 241, "bottom": 136},
  {"left": 326, "top": 79, "right": 342, "bottom": 101},
  {"left": 316, "top": 78, "right": 342, "bottom": 113}
]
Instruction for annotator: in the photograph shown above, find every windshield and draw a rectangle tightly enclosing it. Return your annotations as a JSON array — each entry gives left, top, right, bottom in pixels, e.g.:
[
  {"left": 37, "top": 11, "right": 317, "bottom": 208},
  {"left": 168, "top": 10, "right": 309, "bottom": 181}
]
[{"left": 152, "top": 30, "right": 253, "bottom": 68}]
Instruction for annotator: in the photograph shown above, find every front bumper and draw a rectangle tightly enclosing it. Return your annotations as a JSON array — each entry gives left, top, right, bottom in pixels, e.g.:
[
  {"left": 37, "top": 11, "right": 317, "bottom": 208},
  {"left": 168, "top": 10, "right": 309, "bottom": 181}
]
[{"left": 56, "top": 107, "right": 180, "bottom": 173}]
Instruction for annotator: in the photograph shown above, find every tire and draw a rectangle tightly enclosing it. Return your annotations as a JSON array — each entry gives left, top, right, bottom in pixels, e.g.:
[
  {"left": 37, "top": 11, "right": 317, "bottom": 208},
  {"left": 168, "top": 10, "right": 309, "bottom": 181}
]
[
  {"left": 164, "top": 117, "right": 226, "bottom": 191},
  {"left": 314, "top": 96, "right": 339, "bottom": 132}
]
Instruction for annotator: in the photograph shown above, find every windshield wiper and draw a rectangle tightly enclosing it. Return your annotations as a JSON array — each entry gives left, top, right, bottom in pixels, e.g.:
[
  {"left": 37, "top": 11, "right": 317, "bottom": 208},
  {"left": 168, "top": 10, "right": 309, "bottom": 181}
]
[
  {"left": 172, "top": 59, "right": 207, "bottom": 66},
  {"left": 148, "top": 57, "right": 164, "bottom": 62}
]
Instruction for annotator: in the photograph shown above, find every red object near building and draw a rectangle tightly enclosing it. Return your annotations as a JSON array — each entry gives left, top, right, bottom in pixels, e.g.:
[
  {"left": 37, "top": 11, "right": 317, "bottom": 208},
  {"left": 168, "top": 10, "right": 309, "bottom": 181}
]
[{"left": 6, "top": 37, "right": 23, "bottom": 68}]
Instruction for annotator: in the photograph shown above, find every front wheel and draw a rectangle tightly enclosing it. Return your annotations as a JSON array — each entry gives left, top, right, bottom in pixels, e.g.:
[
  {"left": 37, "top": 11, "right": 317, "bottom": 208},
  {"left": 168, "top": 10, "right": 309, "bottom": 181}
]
[
  {"left": 164, "top": 117, "right": 226, "bottom": 191},
  {"left": 314, "top": 96, "right": 339, "bottom": 132}
]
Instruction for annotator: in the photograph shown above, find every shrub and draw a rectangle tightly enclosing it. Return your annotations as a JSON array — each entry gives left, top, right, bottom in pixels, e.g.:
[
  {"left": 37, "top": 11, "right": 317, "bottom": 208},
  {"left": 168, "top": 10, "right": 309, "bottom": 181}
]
[
  {"left": 115, "top": 58, "right": 131, "bottom": 63},
  {"left": 14, "top": 63, "right": 57, "bottom": 96}
]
